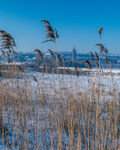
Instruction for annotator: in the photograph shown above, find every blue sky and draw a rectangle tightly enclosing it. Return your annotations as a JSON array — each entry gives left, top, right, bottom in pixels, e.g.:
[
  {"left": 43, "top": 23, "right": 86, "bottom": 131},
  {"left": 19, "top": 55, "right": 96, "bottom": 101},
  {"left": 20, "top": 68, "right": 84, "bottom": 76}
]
[{"left": 0, "top": 0, "right": 120, "bottom": 53}]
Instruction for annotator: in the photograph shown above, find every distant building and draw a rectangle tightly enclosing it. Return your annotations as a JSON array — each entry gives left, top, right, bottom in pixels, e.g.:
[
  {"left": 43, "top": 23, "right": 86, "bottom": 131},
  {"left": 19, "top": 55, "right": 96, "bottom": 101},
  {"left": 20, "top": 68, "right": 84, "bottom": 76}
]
[{"left": 72, "top": 47, "right": 77, "bottom": 59}]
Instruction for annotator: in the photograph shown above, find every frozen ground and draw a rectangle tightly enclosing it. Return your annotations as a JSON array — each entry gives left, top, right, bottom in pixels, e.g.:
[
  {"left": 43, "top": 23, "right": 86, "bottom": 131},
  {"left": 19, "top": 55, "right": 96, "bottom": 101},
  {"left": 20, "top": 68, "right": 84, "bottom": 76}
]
[
  {"left": 0, "top": 68, "right": 119, "bottom": 149},
  {"left": 24, "top": 68, "right": 120, "bottom": 93}
]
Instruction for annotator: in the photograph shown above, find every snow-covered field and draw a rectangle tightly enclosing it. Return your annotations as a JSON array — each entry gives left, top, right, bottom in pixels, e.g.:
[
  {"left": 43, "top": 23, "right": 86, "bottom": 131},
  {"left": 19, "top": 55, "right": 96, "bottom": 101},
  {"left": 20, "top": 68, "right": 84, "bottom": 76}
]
[
  {"left": 0, "top": 68, "right": 119, "bottom": 149},
  {"left": 21, "top": 68, "right": 120, "bottom": 93}
]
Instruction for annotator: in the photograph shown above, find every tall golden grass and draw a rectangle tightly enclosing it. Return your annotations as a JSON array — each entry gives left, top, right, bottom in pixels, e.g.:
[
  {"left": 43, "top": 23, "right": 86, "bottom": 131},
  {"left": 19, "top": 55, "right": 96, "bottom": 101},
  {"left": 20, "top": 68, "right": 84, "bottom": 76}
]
[
  {"left": 0, "top": 23, "right": 119, "bottom": 150},
  {"left": 0, "top": 68, "right": 119, "bottom": 150}
]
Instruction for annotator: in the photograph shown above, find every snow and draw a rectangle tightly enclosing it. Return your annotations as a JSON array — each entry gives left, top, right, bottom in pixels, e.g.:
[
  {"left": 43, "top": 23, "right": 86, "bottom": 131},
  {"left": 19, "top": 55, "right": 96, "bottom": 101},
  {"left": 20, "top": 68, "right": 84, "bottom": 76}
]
[{"left": 0, "top": 69, "right": 119, "bottom": 149}]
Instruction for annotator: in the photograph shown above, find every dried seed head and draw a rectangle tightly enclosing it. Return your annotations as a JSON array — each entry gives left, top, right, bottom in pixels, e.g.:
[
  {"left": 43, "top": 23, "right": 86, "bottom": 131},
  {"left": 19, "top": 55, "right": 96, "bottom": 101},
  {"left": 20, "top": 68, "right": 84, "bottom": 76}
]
[
  {"left": 98, "top": 27, "right": 103, "bottom": 39},
  {"left": 41, "top": 19, "right": 59, "bottom": 43},
  {"left": 95, "top": 52, "right": 99, "bottom": 61},
  {"left": 34, "top": 49, "right": 44, "bottom": 58},
  {"left": 90, "top": 51, "right": 95, "bottom": 61},
  {"left": 48, "top": 49, "right": 54, "bottom": 56},
  {"left": 0, "top": 30, "right": 16, "bottom": 58},
  {"left": 96, "top": 43, "right": 108, "bottom": 53},
  {"left": 84, "top": 60, "right": 92, "bottom": 69}
]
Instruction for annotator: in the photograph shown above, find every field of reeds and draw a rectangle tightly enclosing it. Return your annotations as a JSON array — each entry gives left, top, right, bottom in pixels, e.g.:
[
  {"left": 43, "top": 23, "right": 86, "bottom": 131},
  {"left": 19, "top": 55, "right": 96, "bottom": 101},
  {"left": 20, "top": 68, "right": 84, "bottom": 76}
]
[
  {"left": 0, "top": 70, "right": 119, "bottom": 150},
  {"left": 0, "top": 21, "right": 119, "bottom": 150}
]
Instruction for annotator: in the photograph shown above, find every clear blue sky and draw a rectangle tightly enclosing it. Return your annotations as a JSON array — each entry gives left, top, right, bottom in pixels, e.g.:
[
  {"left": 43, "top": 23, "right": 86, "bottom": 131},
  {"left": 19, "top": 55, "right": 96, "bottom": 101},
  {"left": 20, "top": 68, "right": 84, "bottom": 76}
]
[{"left": 0, "top": 0, "right": 120, "bottom": 53}]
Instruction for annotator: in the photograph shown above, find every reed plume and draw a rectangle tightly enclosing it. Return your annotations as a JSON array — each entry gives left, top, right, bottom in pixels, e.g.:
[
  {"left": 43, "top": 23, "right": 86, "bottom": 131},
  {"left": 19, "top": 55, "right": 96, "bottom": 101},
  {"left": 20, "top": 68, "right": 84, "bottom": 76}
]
[
  {"left": 17, "top": 65, "right": 24, "bottom": 72},
  {"left": 95, "top": 52, "right": 99, "bottom": 61},
  {"left": 34, "top": 49, "right": 44, "bottom": 58},
  {"left": 0, "top": 30, "right": 17, "bottom": 57},
  {"left": 84, "top": 60, "right": 92, "bottom": 69},
  {"left": 98, "top": 27, "right": 103, "bottom": 39},
  {"left": 32, "top": 75, "right": 38, "bottom": 82},
  {"left": 48, "top": 49, "right": 54, "bottom": 56},
  {"left": 96, "top": 43, "right": 108, "bottom": 54},
  {"left": 105, "top": 56, "right": 110, "bottom": 64},
  {"left": 41, "top": 19, "right": 59, "bottom": 74},
  {"left": 41, "top": 20, "right": 59, "bottom": 43},
  {"left": 90, "top": 51, "right": 95, "bottom": 61}
]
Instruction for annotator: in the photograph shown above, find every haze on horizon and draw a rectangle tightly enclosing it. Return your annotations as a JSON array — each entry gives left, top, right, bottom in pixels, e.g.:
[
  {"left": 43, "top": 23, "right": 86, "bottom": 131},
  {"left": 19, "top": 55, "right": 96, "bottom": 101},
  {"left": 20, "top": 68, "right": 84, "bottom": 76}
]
[{"left": 0, "top": 0, "right": 120, "bottom": 54}]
